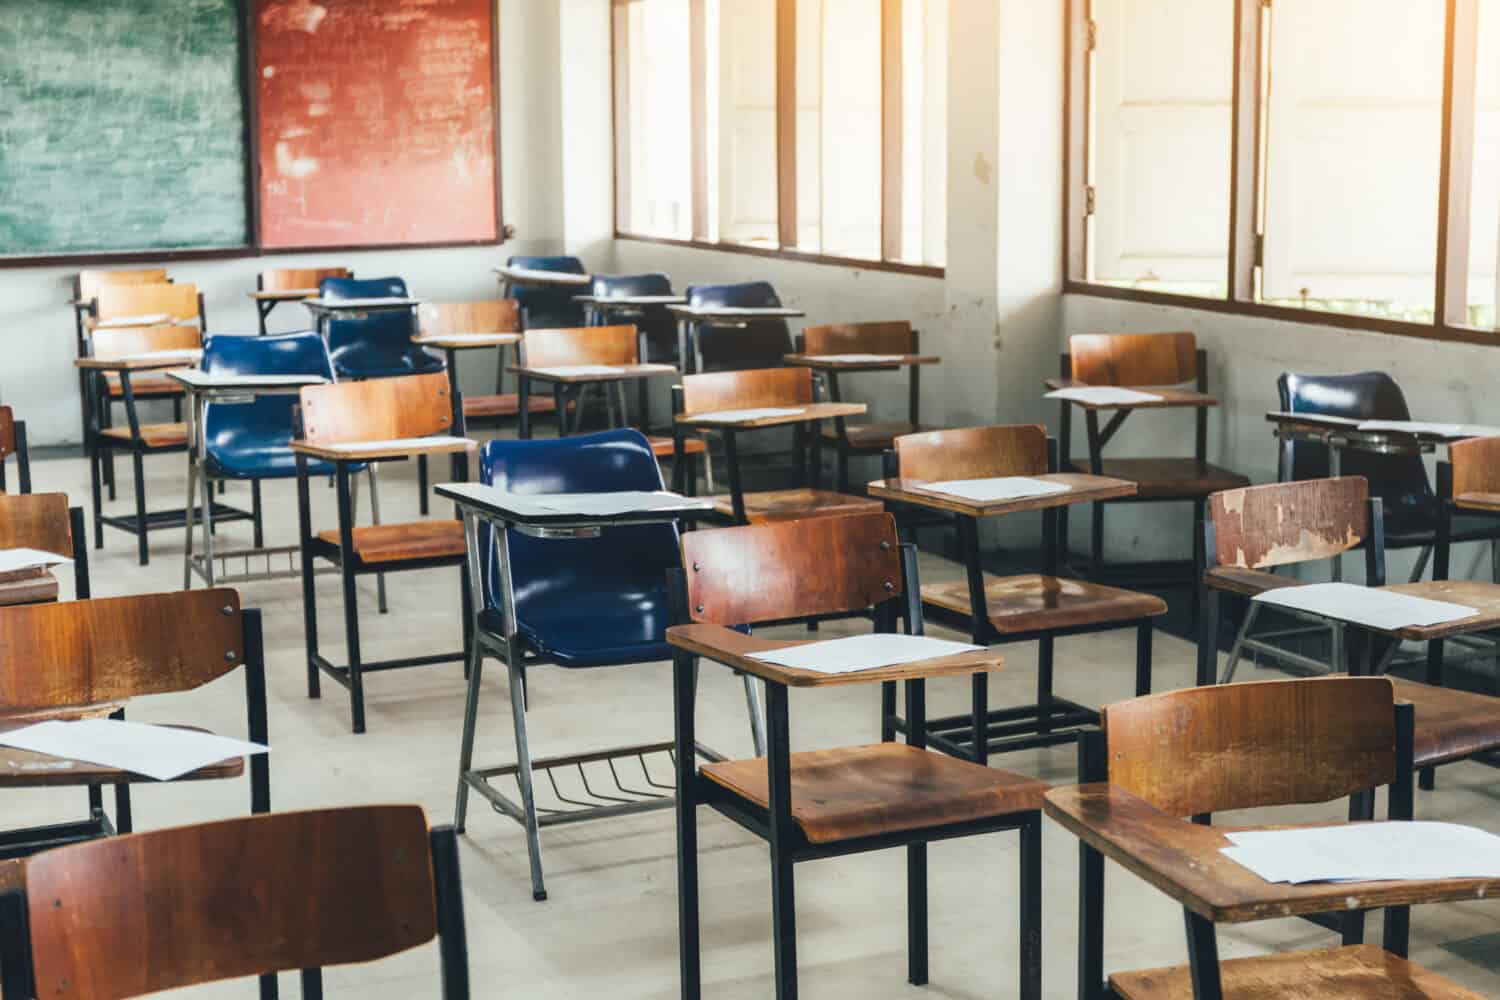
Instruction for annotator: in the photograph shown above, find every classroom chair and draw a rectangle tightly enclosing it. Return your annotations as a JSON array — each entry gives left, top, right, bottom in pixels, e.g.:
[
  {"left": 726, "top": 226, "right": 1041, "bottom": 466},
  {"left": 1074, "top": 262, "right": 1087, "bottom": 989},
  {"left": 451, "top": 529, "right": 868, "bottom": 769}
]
[
  {"left": 1042, "top": 676, "right": 1500, "bottom": 999},
  {"left": 1203, "top": 475, "right": 1500, "bottom": 794},
  {"left": 669, "top": 513, "right": 1045, "bottom": 999},
  {"left": 454, "top": 429, "right": 758, "bottom": 902},
  {"left": 881, "top": 425, "right": 1165, "bottom": 763},
  {"left": 681, "top": 281, "right": 795, "bottom": 372},
  {"left": 0, "top": 588, "right": 268, "bottom": 860},
  {"left": 801, "top": 320, "right": 932, "bottom": 493},
  {"left": 0, "top": 493, "right": 88, "bottom": 605},
  {"left": 588, "top": 272, "right": 679, "bottom": 428},
  {"left": 0, "top": 407, "right": 31, "bottom": 496},
  {"left": 0, "top": 805, "right": 468, "bottom": 1000},
  {"left": 292, "top": 373, "right": 474, "bottom": 734},
  {"left": 672, "top": 367, "right": 881, "bottom": 522},
  {"left": 1052, "top": 332, "right": 1249, "bottom": 608},
  {"left": 418, "top": 298, "right": 559, "bottom": 428},
  {"left": 72, "top": 270, "right": 173, "bottom": 469},
  {"left": 506, "top": 255, "right": 588, "bottom": 329},
  {"left": 255, "top": 266, "right": 352, "bottom": 335}
]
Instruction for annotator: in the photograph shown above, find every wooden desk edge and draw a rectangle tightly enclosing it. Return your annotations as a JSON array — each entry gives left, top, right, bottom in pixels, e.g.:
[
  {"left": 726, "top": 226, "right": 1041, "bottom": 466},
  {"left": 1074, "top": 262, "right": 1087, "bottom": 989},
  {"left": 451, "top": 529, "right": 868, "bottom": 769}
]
[
  {"left": 867, "top": 475, "right": 1138, "bottom": 516},
  {"left": 675, "top": 402, "right": 867, "bottom": 429},
  {"left": 290, "top": 439, "right": 477, "bottom": 461},
  {"left": 783, "top": 354, "right": 941, "bottom": 369}
]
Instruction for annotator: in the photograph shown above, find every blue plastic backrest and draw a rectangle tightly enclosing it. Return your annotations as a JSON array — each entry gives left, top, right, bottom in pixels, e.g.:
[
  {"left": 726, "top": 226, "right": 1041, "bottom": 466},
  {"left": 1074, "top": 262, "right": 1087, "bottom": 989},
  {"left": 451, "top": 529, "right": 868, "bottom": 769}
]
[
  {"left": 320, "top": 276, "right": 408, "bottom": 300},
  {"left": 201, "top": 332, "right": 333, "bottom": 455},
  {"left": 507, "top": 256, "right": 587, "bottom": 329},
  {"left": 685, "top": 281, "right": 781, "bottom": 309},
  {"left": 592, "top": 273, "right": 676, "bottom": 361},
  {"left": 1278, "top": 370, "right": 1430, "bottom": 504},
  {"left": 314, "top": 276, "right": 439, "bottom": 377},
  {"left": 683, "top": 281, "right": 791, "bottom": 370},
  {"left": 478, "top": 429, "right": 678, "bottom": 613},
  {"left": 591, "top": 273, "right": 672, "bottom": 298}
]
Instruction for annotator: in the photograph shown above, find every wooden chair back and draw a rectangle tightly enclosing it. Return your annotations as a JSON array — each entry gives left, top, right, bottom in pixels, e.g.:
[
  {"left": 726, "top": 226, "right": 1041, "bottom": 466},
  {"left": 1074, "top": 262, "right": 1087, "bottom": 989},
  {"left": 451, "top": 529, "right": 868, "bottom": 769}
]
[
  {"left": 92, "top": 283, "right": 201, "bottom": 325},
  {"left": 0, "top": 408, "right": 17, "bottom": 461},
  {"left": 802, "top": 321, "right": 915, "bottom": 356},
  {"left": 1069, "top": 332, "right": 1197, "bottom": 387},
  {"left": 260, "top": 267, "right": 351, "bottom": 292},
  {"left": 523, "top": 325, "right": 638, "bottom": 367},
  {"left": 1102, "top": 677, "right": 1397, "bottom": 817},
  {"left": 682, "top": 512, "right": 903, "bottom": 625},
  {"left": 0, "top": 494, "right": 72, "bottom": 559},
  {"left": 1449, "top": 436, "right": 1500, "bottom": 497},
  {"left": 893, "top": 425, "right": 1048, "bottom": 482},
  {"left": 1208, "top": 476, "right": 1370, "bottom": 570},
  {"left": 419, "top": 300, "right": 521, "bottom": 336},
  {"left": 0, "top": 589, "right": 244, "bottom": 714},
  {"left": 679, "top": 367, "right": 814, "bottom": 416},
  {"left": 89, "top": 324, "right": 202, "bottom": 360},
  {"left": 21, "top": 806, "right": 448, "bottom": 999},
  {"left": 76, "top": 269, "right": 169, "bottom": 302},
  {"left": 298, "top": 372, "right": 453, "bottom": 445}
]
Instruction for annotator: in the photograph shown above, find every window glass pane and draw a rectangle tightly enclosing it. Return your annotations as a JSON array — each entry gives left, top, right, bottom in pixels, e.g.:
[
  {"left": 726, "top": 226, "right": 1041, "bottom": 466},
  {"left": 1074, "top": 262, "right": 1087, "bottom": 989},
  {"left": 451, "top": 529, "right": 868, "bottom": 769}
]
[
  {"left": 1259, "top": 0, "right": 1444, "bottom": 321},
  {"left": 711, "top": 0, "right": 779, "bottom": 248},
  {"left": 1090, "top": 0, "right": 1232, "bottom": 297},
  {"left": 1468, "top": 0, "right": 1500, "bottom": 329},
  {"left": 900, "top": 0, "right": 946, "bottom": 267},
  {"left": 614, "top": 0, "right": 693, "bottom": 239}
]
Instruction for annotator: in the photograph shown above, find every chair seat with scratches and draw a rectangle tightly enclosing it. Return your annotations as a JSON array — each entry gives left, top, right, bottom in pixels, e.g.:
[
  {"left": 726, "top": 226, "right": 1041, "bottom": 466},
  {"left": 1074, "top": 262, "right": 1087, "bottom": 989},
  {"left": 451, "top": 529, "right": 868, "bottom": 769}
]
[{"left": 453, "top": 428, "right": 762, "bottom": 903}]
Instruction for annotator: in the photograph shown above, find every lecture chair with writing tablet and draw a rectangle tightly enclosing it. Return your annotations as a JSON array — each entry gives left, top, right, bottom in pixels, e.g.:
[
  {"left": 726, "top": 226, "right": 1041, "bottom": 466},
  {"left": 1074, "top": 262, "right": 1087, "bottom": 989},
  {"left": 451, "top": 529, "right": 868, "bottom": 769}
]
[
  {"left": 71, "top": 269, "right": 171, "bottom": 416},
  {"left": 586, "top": 272, "right": 681, "bottom": 428},
  {"left": 503, "top": 254, "right": 589, "bottom": 330},
  {"left": 254, "top": 265, "right": 351, "bottom": 335},
  {"left": 672, "top": 367, "right": 880, "bottom": 523},
  {"left": 453, "top": 429, "right": 759, "bottom": 902},
  {"left": 1043, "top": 676, "right": 1500, "bottom": 1000},
  {"left": 0, "top": 493, "right": 88, "bottom": 606},
  {"left": 291, "top": 373, "right": 475, "bottom": 734},
  {"left": 0, "top": 407, "right": 31, "bottom": 497},
  {"left": 0, "top": 805, "right": 469, "bottom": 999},
  {"left": 668, "top": 512, "right": 1045, "bottom": 999},
  {"left": 416, "top": 298, "right": 560, "bottom": 428},
  {"left": 681, "top": 280, "right": 796, "bottom": 373}
]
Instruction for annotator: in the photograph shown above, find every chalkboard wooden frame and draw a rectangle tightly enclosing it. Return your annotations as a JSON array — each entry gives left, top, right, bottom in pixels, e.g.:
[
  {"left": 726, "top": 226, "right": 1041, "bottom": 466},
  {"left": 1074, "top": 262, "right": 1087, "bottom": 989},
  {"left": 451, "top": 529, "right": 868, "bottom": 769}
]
[{"left": 0, "top": 0, "right": 507, "bottom": 268}]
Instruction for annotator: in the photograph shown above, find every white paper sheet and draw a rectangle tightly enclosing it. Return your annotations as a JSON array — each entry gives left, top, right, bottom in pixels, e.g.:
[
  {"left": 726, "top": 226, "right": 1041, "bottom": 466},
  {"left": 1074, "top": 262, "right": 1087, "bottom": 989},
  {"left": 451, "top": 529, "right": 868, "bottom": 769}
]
[
  {"left": 0, "top": 548, "right": 71, "bottom": 573},
  {"left": 528, "top": 364, "right": 626, "bottom": 377},
  {"left": 749, "top": 634, "right": 983, "bottom": 675},
  {"left": 95, "top": 313, "right": 170, "bottom": 328},
  {"left": 0, "top": 718, "right": 267, "bottom": 782},
  {"left": 924, "top": 477, "right": 1071, "bottom": 502},
  {"left": 1356, "top": 420, "right": 1500, "bottom": 439},
  {"left": 498, "top": 267, "right": 591, "bottom": 285},
  {"left": 1044, "top": 386, "right": 1163, "bottom": 405},
  {"left": 416, "top": 332, "right": 514, "bottom": 344},
  {"left": 805, "top": 353, "right": 907, "bottom": 364},
  {"left": 1220, "top": 822, "right": 1500, "bottom": 884},
  {"left": 174, "top": 372, "right": 324, "bottom": 388},
  {"left": 329, "top": 435, "right": 470, "bottom": 453},
  {"left": 1252, "top": 582, "right": 1476, "bottom": 631},
  {"left": 692, "top": 407, "right": 807, "bottom": 424},
  {"left": 307, "top": 297, "right": 418, "bottom": 309}
]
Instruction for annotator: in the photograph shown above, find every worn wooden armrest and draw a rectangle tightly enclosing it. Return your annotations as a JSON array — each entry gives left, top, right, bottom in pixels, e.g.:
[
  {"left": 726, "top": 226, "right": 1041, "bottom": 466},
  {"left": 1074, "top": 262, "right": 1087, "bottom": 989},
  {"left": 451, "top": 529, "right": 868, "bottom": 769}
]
[
  {"left": 666, "top": 623, "right": 1002, "bottom": 689},
  {"left": 290, "top": 437, "right": 477, "bottom": 462},
  {"left": 1043, "top": 783, "right": 1500, "bottom": 923}
]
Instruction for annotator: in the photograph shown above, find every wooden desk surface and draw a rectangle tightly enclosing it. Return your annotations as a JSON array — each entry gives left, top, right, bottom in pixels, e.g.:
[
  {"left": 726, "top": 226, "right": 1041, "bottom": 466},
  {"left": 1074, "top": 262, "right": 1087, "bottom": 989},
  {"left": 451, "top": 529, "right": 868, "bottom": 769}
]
[
  {"left": 167, "top": 371, "right": 326, "bottom": 392},
  {"left": 494, "top": 267, "right": 591, "bottom": 287},
  {"left": 290, "top": 436, "right": 476, "bottom": 462},
  {"left": 1379, "top": 580, "right": 1500, "bottom": 640},
  {"left": 783, "top": 353, "right": 940, "bottom": 371},
  {"left": 666, "top": 305, "right": 806, "bottom": 320},
  {"left": 1455, "top": 491, "right": 1500, "bottom": 513},
  {"left": 248, "top": 288, "right": 318, "bottom": 302},
  {"left": 1045, "top": 378, "right": 1219, "bottom": 411},
  {"left": 301, "top": 297, "right": 420, "bottom": 311},
  {"left": 677, "top": 401, "right": 866, "bottom": 430},
  {"left": 510, "top": 362, "right": 678, "bottom": 384},
  {"left": 413, "top": 332, "right": 522, "bottom": 350},
  {"left": 0, "top": 722, "right": 243, "bottom": 788},
  {"left": 867, "top": 473, "right": 1137, "bottom": 518},
  {"left": 75, "top": 351, "right": 203, "bottom": 372},
  {"left": 575, "top": 294, "right": 686, "bottom": 307},
  {"left": 1044, "top": 783, "right": 1500, "bottom": 923},
  {"left": 436, "top": 482, "right": 717, "bottom": 527},
  {"left": 666, "top": 624, "right": 1003, "bottom": 689},
  {"left": 1266, "top": 410, "right": 1483, "bottom": 446}
]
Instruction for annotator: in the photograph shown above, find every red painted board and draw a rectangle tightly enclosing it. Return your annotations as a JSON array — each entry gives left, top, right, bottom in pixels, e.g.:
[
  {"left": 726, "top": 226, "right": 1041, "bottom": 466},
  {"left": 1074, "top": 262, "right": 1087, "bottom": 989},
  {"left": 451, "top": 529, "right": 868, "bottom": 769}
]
[{"left": 255, "top": 0, "right": 499, "bottom": 249}]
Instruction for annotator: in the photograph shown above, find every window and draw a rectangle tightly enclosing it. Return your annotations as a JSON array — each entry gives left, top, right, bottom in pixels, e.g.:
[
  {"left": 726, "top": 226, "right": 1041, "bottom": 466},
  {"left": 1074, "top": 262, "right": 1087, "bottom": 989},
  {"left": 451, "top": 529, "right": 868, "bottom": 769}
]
[
  {"left": 1467, "top": 0, "right": 1500, "bottom": 329},
  {"left": 612, "top": 0, "right": 947, "bottom": 271}
]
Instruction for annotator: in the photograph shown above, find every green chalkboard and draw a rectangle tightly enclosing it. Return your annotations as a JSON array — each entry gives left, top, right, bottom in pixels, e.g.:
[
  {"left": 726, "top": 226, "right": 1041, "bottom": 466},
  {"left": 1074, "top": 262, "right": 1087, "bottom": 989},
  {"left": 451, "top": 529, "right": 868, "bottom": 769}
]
[{"left": 0, "top": 0, "right": 249, "bottom": 257}]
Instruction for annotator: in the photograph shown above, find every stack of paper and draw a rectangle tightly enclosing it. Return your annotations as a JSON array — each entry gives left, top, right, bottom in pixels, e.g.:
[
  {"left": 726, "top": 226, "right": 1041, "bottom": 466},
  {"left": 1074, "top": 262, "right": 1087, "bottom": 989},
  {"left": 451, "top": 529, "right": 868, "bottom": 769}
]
[
  {"left": 0, "top": 718, "right": 268, "bottom": 782},
  {"left": 1221, "top": 822, "right": 1500, "bottom": 884},
  {"left": 749, "top": 634, "right": 982, "bottom": 675},
  {"left": 331, "top": 435, "right": 469, "bottom": 453},
  {"left": 924, "top": 477, "right": 1070, "bottom": 502},
  {"left": 0, "top": 548, "right": 71, "bottom": 573},
  {"left": 1357, "top": 420, "right": 1500, "bottom": 439},
  {"left": 1252, "top": 582, "right": 1475, "bottom": 631},
  {"left": 529, "top": 364, "right": 626, "bottom": 378},
  {"left": 693, "top": 407, "right": 806, "bottom": 423},
  {"left": 1045, "top": 386, "right": 1163, "bottom": 405}
]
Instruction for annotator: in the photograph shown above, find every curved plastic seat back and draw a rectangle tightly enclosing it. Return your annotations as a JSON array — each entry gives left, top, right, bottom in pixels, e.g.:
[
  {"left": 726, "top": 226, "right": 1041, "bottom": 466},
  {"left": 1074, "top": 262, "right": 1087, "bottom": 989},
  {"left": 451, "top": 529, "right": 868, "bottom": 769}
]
[
  {"left": 480, "top": 429, "right": 679, "bottom": 667},
  {"left": 591, "top": 272, "right": 677, "bottom": 364},
  {"left": 508, "top": 255, "right": 587, "bottom": 330},
  {"left": 319, "top": 276, "right": 442, "bottom": 380},
  {"left": 685, "top": 281, "right": 793, "bottom": 371}
]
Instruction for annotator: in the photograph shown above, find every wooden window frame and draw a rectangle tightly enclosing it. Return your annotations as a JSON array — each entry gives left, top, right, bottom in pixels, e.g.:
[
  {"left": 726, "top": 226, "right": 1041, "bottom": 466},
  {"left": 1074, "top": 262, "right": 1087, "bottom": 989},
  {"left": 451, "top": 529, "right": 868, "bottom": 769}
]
[
  {"left": 611, "top": 0, "right": 945, "bottom": 278},
  {"left": 1063, "top": 0, "right": 1495, "bottom": 347}
]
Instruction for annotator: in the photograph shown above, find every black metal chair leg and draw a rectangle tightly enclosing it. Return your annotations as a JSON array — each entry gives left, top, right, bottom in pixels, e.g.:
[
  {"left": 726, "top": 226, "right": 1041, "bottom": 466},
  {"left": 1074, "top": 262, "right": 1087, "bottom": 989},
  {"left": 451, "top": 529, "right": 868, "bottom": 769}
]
[
  {"left": 1020, "top": 813, "right": 1043, "bottom": 1000},
  {"left": 907, "top": 842, "right": 928, "bottom": 986},
  {"left": 90, "top": 447, "right": 105, "bottom": 549},
  {"left": 673, "top": 651, "right": 703, "bottom": 1000},
  {"left": 1135, "top": 621, "right": 1153, "bottom": 696},
  {"left": 132, "top": 452, "right": 148, "bottom": 566},
  {"left": 418, "top": 454, "right": 430, "bottom": 515},
  {"left": 251, "top": 479, "right": 264, "bottom": 549},
  {"left": 1037, "top": 635, "right": 1055, "bottom": 735},
  {"left": 1420, "top": 637, "right": 1445, "bottom": 790},
  {"left": 971, "top": 672, "right": 988, "bottom": 765}
]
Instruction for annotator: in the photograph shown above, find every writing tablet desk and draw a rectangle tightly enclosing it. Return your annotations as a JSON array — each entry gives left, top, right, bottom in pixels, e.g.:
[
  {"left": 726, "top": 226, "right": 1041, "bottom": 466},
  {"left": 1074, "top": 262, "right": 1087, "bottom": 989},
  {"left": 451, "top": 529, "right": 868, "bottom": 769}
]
[
  {"left": 494, "top": 266, "right": 593, "bottom": 292},
  {"left": 168, "top": 370, "right": 329, "bottom": 588},
  {"left": 577, "top": 295, "right": 688, "bottom": 427},
  {"left": 512, "top": 362, "right": 679, "bottom": 440},
  {"left": 301, "top": 296, "right": 422, "bottom": 342},
  {"left": 248, "top": 287, "right": 317, "bottom": 336},
  {"left": 784, "top": 351, "right": 939, "bottom": 411},
  {"left": 75, "top": 351, "right": 253, "bottom": 545},
  {"left": 411, "top": 332, "right": 523, "bottom": 434},
  {"left": 868, "top": 473, "right": 1167, "bottom": 761},
  {"left": 666, "top": 305, "right": 806, "bottom": 374}
]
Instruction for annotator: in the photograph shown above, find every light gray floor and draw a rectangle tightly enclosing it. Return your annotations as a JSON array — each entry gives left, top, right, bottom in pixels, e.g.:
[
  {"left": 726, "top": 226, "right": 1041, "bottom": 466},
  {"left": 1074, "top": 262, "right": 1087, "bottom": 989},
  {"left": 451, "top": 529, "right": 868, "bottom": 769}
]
[{"left": 17, "top": 451, "right": 1500, "bottom": 998}]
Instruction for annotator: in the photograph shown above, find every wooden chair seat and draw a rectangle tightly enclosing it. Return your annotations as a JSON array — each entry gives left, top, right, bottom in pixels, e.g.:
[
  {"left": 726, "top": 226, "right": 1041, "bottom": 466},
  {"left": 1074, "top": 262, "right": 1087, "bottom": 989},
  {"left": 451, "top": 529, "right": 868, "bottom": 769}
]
[
  {"left": 701, "top": 743, "right": 1047, "bottom": 844},
  {"left": 0, "top": 727, "right": 244, "bottom": 788},
  {"left": 462, "top": 392, "right": 559, "bottom": 420},
  {"left": 104, "top": 372, "right": 187, "bottom": 398},
  {"left": 316, "top": 520, "right": 466, "bottom": 564},
  {"left": 706, "top": 488, "right": 884, "bottom": 523},
  {"left": 1067, "top": 457, "right": 1249, "bottom": 500},
  {"left": 821, "top": 421, "right": 928, "bottom": 450},
  {"left": 648, "top": 435, "right": 707, "bottom": 457},
  {"left": 923, "top": 574, "right": 1167, "bottom": 635},
  {"left": 97, "top": 422, "right": 188, "bottom": 448},
  {"left": 1202, "top": 566, "right": 1301, "bottom": 598},
  {"left": 1387, "top": 676, "right": 1500, "bottom": 770},
  {"left": 1109, "top": 943, "right": 1482, "bottom": 1000}
]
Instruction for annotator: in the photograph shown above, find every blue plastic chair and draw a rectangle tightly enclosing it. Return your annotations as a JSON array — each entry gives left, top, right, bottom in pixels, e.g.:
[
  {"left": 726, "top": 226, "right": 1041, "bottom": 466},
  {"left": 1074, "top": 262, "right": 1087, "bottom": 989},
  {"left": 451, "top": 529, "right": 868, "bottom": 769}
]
[
  {"left": 454, "top": 428, "right": 761, "bottom": 900},
  {"left": 506, "top": 255, "right": 587, "bottom": 330},
  {"left": 682, "top": 281, "right": 794, "bottom": 372},
  {"left": 319, "top": 276, "right": 443, "bottom": 380}
]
